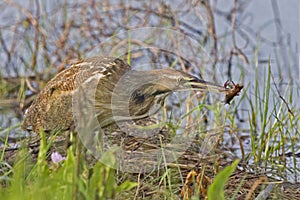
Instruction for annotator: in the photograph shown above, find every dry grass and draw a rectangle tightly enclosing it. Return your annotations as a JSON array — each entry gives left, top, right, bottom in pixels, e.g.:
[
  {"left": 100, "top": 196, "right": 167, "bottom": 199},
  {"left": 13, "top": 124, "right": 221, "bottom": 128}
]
[{"left": 0, "top": 0, "right": 299, "bottom": 199}]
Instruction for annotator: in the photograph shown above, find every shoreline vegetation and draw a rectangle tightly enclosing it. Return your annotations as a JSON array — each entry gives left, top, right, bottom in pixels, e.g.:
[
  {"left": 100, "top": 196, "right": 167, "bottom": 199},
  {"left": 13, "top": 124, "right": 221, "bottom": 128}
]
[{"left": 0, "top": 0, "right": 299, "bottom": 199}]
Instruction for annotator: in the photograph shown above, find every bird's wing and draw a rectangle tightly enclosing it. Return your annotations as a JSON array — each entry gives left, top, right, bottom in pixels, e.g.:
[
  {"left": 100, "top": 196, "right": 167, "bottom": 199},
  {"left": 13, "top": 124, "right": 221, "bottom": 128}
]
[{"left": 22, "top": 56, "right": 131, "bottom": 132}]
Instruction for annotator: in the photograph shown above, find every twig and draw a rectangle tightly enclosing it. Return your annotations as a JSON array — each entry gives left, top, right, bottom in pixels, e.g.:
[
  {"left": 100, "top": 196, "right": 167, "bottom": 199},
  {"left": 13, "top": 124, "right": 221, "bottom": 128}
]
[
  {"left": 204, "top": 1, "right": 219, "bottom": 72},
  {"left": 271, "top": 73, "right": 294, "bottom": 117},
  {"left": 133, "top": 172, "right": 141, "bottom": 200},
  {"left": 245, "top": 176, "right": 268, "bottom": 200},
  {"left": 231, "top": 0, "right": 249, "bottom": 64}
]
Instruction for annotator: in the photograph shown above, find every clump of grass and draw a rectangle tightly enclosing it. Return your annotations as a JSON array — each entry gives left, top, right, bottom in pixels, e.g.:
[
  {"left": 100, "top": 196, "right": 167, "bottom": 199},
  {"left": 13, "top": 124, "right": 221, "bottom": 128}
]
[
  {"left": 247, "top": 58, "right": 300, "bottom": 181},
  {"left": 0, "top": 131, "right": 137, "bottom": 200}
]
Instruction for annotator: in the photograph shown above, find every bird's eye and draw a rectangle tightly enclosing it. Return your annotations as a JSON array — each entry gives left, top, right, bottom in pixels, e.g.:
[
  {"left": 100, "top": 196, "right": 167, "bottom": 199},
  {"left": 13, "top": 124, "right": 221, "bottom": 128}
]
[{"left": 177, "top": 77, "right": 185, "bottom": 85}]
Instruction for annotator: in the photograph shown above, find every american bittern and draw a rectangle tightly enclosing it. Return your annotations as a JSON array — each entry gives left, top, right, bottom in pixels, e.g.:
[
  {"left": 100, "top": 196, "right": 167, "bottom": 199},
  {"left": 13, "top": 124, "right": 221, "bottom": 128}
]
[{"left": 22, "top": 56, "right": 240, "bottom": 133}]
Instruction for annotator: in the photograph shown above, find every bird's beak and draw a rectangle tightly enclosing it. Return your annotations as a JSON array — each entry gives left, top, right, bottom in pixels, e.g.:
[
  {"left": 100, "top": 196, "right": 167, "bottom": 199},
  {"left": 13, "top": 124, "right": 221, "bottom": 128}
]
[{"left": 182, "top": 77, "right": 228, "bottom": 93}]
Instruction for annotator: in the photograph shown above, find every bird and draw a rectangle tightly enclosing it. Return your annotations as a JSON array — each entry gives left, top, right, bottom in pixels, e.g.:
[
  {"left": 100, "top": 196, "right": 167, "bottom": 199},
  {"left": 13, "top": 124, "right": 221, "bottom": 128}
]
[{"left": 22, "top": 56, "right": 231, "bottom": 133}]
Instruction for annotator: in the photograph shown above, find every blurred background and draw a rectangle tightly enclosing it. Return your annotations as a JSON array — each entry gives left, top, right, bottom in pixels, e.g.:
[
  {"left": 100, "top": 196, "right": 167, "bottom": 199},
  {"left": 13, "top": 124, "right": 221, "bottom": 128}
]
[{"left": 0, "top": 0, "right": 299, "bottom": 182}]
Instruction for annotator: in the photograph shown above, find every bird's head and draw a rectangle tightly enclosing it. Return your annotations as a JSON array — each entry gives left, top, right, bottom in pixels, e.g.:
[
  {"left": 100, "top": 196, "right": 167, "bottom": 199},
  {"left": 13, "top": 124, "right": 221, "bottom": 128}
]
[{"left": 121, "top": 68, "right": 226, "bottom": 119}]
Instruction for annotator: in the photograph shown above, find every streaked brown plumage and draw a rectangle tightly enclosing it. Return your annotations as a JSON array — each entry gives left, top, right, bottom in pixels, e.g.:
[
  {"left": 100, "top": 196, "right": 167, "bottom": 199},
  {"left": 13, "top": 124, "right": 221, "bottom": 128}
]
[{"left": 22, "top": 56, "right": 229, "bottom": 133}]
